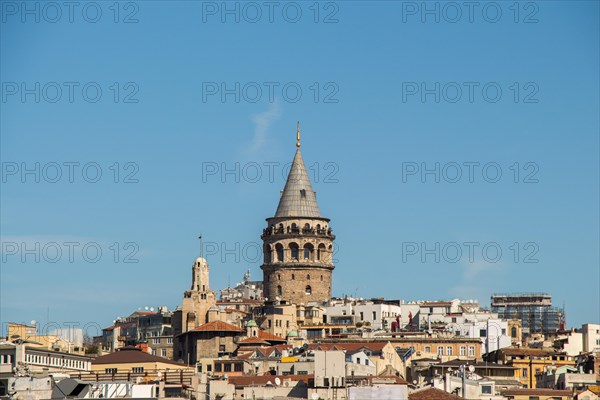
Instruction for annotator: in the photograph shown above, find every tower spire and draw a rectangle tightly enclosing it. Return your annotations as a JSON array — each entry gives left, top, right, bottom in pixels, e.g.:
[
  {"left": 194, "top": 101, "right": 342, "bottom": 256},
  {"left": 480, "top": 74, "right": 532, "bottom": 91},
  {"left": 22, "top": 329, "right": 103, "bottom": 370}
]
[
  {"left": 198, "top": 234, "right": 203, "bottom": 258},
  {"left": 296, "top": 121, "right": 301, "bottom": 148}
]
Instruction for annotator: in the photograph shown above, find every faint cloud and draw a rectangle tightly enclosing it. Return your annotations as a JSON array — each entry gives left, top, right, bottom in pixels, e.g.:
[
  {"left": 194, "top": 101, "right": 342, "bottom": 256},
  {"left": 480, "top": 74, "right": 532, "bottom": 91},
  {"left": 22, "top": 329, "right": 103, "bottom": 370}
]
[{"left": 248, "top": 101, "right": 281, "bottom": 153}]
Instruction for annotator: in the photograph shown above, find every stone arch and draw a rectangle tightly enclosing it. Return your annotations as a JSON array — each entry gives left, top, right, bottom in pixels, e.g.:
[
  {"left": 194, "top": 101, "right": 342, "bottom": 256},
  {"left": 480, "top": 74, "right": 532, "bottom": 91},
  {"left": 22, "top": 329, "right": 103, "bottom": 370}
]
[
  {"left": 275, "top": 243, "right": 284, "bottom": 262},
  {"left": 277, "top": 285, "right": 282, "bottom": 296},
  {"left": 305, "top": 285, "right": 312, "bottom": 295},
  {"left": 317, "top": 243, "right": 326, "bottom": 260},
  {"left": 289, "top": 242, "right": 300, "bottom": 260},
  {"left": 306, "top": 274, "right": 311, "bottom": 280},
  {"left": 303, "top": 243, "right": 314, "bottom": 260},
  {"left": 264, "top": 244, "right": 272, "bottom": 263}
]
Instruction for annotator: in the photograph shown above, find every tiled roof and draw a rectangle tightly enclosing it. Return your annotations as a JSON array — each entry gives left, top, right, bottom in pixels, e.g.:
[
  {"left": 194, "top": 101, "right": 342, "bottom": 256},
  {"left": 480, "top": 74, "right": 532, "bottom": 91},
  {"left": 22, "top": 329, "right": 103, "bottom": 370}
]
[
  {"left": 191, "top": 321, "right": 244, "bottom": 332},
  {"left": 274, "top": 149, "right": 321, "bottom": 218},
  {"left": 410, "top": 387, "right": 462, "bottom": 400},
  {"left": 92, "top": 348, "right": 184, "bottom": 366},
  {"left": 257, "top": 330, "right": 286, "bottom": 342},
  {"left": 239, "top": 337, "right": 270, "bottom": 345}
]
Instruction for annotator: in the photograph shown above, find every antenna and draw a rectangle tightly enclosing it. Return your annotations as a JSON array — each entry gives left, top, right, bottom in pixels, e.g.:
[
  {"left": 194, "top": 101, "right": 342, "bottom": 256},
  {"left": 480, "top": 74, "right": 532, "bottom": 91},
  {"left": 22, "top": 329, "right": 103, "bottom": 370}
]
[{"left": 198, "top": 234, "right": 203, "bottom": 258}]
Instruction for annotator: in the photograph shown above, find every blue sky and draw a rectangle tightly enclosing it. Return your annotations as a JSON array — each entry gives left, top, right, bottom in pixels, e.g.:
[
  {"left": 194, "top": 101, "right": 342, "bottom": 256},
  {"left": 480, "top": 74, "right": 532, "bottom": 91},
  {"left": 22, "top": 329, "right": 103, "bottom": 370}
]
[{"left": 1, "top": 1, "right": 598, "bottom": 334}]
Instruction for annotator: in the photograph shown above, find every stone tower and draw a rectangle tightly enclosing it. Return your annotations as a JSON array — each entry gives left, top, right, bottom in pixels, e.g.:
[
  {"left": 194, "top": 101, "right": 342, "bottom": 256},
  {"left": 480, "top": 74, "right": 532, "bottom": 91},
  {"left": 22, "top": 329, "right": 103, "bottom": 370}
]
[
  {"left": 261, "top": 124, "right": 335, "bottom": 305},
  {"left": 181, "top": 251, "right": 217, "bottom": 332}
]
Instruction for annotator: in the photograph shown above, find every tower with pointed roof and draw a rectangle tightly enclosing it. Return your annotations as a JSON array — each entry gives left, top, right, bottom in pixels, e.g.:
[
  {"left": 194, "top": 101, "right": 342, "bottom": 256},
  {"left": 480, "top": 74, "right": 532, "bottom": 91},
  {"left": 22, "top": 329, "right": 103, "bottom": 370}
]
[{"left": 261, "top": 123, "right": 335, "bottom": 305}]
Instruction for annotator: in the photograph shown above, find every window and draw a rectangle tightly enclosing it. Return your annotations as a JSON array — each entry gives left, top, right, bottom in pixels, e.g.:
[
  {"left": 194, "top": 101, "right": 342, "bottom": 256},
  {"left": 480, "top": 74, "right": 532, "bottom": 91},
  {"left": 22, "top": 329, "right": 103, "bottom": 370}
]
[
  {"left": 360, "top": 312, "right": 364, "bottom": 320},
  {"left": 167, "top": 337, "right": 173, "bottom": 344},
  {"left": 304, "top": 244, "right": 314, "bottom": 260},
  {"left": 307, "top": 274, "right": 310, "bottom": 280},
  {"left": 207, "top": 364, "right": 212, "bottom": 372},
  {"left": 234, "top": 363, "right": 243, "bottom": 372},
  {"left": 511, "top": 327, "right": 517, "bottom": 337},
  {"left": 286, "top": 321, "right": 290, "bottom": 328},
  {"left": 215, "top": 363, "right": 222, "bottom": 372},
  {"left": 276, "top": 244, "right": 284, "bottom": 262},
  {"left": 425, "top": 346, "right": 431, "bottom": 353},
  {"left": 480, "top": 329, "right": 487, "bottom": 337},
  {"left": 290, "top": 243, "right": 299, "bottom": 260},
  {"left": 132, "top": 367, "right": 144, "bottom": 373},
  {"left": 224, "top": 363, "right": 231, "bottom": 372},
  {"left": 292, "top": 274, "right": 295, "bottom": 280},
  {"left": 468, "top": 346, "right": 475, "bottom": 356},
  {"left": 482, "top": 386, "right": 492, "bottom": 394},
  {"left": 446, "top": 346, "right": 453, "bottom": 356},
  {"left": 277, "top": 285, "right": 282, "bottom": 296},
  {"left": 438, "top": 346, "right": 444, "bottom": 356},
  {"left": 522, "top": 368, "right": 528, "bottom": 378},
  {"left": 161, "top": 349, "right": 167, "bottom": 357},
  {"left": 219, "top": 345, "right": 226, "bottom": 352},
  {"left": 305, "top": 285, "right": 312, "bottom": 295},
  {"left": 528, "top": 397, "right": 539, "bottom": 400},
  {"left": 105, "top": 368, "right": 117, "bottom": 374},
  {"left": 460, "top": 346, "right": 466, "bottom": 356},
  {"left": 373, "top": 311, "right": 377, "bottom": 320},
  {"left": 357, "top": 357, "right": 361, "bottom": 364}
]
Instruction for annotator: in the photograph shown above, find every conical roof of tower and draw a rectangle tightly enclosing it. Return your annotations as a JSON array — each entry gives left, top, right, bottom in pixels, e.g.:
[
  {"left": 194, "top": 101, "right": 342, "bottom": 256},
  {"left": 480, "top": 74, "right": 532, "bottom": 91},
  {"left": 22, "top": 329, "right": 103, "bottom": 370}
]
[{"left": 274, "top": 148, "right": 321, "bottom": 218}]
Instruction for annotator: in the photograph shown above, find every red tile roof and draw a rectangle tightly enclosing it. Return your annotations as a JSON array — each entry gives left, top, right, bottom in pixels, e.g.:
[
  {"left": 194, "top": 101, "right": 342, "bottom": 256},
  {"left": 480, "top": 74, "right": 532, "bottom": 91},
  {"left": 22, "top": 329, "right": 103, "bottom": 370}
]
[
  {"left": 257, "top": 330, "right": 286, "bottom": 342},
  {"left": 190, "top": 321, "right": 244, "bottom": 332},
  {"left": 239, "top": 337, "right": 270, "bottom": 345},
  {"left": 410, "top": 387, "right": 462, "bottom": 400}
]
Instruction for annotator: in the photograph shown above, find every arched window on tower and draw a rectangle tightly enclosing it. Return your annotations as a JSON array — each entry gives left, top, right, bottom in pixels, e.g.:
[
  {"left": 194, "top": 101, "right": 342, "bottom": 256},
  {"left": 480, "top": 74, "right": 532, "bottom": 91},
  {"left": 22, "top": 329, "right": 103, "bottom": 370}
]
[
  {"left": 264, "top": 244, "right": 272, "bottom": 263},
  {"left": 291, "top": 223, "right": 298, "bottom": 233},
  {"left": 277, "top": 285, "right": 282, "bottom": 296},
  {"left": 276, "top": 244, "right": 284, "bottom": 262},
  {"left": 290, "top": 243, "right": 299, "bottom": 260},
  {"left": 306, "top": 274, "right": 311, "bottom": 280},
  {"left": 317, "top": 244, "right": 326, "bottom": 260},
  {"left": 511, "top": 327, "right": 517, "bottom": 338},
  {"left": 304, "top": 243, "right": 314, "bottom": 260},
  {"left": 292, "top": 274, "right": 295, "bottom": 280},
  {"left": 305, "top": 285, "right": 312, "bottom": 295}
]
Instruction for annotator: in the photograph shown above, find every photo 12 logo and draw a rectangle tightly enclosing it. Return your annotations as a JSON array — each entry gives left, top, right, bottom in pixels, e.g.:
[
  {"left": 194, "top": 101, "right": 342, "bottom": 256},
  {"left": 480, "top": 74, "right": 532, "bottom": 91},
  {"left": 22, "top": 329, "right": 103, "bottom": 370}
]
[
  {"left": 401, "top": 82, "right": 539, "bottom": 104},
  {"left": 401, "top": 162, "right": 539, "bottom": 184},
  {"left": 201, "top": 81, "right": 340, "bottom": 104},
  {"left": 400, "top": 1, "right": 539, "bottom": 24},
  {"left": 201, "top": 161, "right": 339, "bottom": 184},
  {"left": 1, "top": 2, "right": 140, "bottom": 24},
  {"left": 1, "top": 241, "right": 140, "bottom": 264},
  {"left": 401, "top": 241, "right": 540, "bottom": 264},
  {"left": 1, "top": 82, "right": 140, "bottom": 104},
  {"left": 2, "top": 162, "right": 140, "bottom": 184},
  {"left": 201, "top": 1, "right": 340, "bottom": 24}
]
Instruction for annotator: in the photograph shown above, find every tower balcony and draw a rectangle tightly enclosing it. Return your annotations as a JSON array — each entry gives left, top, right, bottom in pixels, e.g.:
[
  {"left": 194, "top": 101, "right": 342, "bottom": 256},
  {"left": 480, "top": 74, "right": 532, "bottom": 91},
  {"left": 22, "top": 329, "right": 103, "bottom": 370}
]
[{"left": 261, "top": 226, "right": 335, "bottom": 240}]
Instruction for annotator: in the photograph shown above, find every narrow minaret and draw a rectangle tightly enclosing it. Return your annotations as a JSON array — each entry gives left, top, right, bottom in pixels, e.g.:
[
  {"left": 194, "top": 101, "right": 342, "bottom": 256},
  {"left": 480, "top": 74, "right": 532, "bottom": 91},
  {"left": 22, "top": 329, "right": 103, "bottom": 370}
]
[{"left": 260, "top": 123, "right": 336, "bottom": 305}]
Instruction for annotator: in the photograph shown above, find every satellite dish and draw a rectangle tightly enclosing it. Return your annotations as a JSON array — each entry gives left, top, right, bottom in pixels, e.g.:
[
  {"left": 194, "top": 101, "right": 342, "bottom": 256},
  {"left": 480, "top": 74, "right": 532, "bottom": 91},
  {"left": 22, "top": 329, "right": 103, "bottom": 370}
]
[
  {"left": 274, "top": 377, "right": 281, "bottom": 386},
  {"left": 145, "top": 306, "right": 149, "bottom": 310},
  {"left": 150, "top": 307, "right": 155, "bottom": 312},
  {"left": 30, "top": 320, "right": 36, "bottom": 325},
  {"left": 468, "top": 365, "right": 475, "bottom": 373}
]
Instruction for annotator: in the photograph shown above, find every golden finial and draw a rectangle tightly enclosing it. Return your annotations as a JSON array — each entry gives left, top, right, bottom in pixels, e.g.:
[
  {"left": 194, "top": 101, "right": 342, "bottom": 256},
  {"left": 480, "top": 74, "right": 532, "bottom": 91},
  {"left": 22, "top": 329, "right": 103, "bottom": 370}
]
[{"left": 296, "top": 121, "right": 301, "bottom": 148}]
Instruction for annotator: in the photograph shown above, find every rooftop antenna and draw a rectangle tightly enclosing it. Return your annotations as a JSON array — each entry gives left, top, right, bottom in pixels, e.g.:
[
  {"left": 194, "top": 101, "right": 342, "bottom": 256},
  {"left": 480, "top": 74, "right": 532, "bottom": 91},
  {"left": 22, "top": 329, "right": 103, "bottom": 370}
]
[
  {"left": 198, "top": 234, "right": 203, "bottom": 258},
  {"left": 296, "top": 121, "right": 301, "bottom": 148}
]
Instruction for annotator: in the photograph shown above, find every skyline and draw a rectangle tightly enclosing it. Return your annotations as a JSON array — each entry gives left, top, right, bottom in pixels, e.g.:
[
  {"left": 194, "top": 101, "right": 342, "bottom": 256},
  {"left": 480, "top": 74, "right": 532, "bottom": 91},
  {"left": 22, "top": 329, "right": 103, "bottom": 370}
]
[{"left": 1, "top": 1, "right": 599, "bottom": 333}]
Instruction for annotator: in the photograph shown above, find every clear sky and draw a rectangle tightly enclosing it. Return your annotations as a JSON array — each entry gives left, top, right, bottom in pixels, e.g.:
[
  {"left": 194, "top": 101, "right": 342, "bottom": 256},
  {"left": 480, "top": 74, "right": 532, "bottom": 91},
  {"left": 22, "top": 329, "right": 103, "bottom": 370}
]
[{"left": 1, "top": 1, "right": 598, "bottom": 335}]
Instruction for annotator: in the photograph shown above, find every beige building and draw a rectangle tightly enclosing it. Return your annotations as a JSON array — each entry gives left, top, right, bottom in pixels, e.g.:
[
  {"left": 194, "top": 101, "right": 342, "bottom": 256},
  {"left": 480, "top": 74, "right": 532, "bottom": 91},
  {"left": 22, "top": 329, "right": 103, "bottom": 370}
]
[{"left": 261, "top": 125, "right": 336, "bottom": 305}]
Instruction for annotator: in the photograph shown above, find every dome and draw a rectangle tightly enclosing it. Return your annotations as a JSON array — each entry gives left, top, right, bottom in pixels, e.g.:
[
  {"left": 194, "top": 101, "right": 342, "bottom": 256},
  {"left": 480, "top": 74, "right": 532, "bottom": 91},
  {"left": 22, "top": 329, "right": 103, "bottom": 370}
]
[
  {"left": 286, "top": 330, "right": 298, "bottom": 337},
  {"left": 246, "top": 320, "right": 258, "bottom": 327},
  {"left": 194, "top": 257, "right": 207, "bottom": 265}
]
